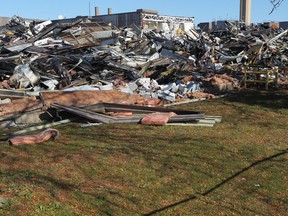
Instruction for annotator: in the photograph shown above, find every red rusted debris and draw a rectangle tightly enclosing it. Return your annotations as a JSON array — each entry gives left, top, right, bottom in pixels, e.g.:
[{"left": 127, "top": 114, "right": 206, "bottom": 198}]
[
  {"left": 0, "top": 80, "right": 12, "bottom": 89},
  {"left": 9, "top": 128, "right": 59, "bottom": 146},
  {"left": 187, "top": 91, "right": 215, "bottom": 99},
  {"left": 135, "top": 98, "right": 162, "bottom": 106},
  {"left": 208, "top": 74, "right": 240, "bottom": 92},
  {"left": 141, "top": 112, "right": 176, "bottom": 126},
  {"left": 181, "top": 75, "right": 197, "bottom": 84}
]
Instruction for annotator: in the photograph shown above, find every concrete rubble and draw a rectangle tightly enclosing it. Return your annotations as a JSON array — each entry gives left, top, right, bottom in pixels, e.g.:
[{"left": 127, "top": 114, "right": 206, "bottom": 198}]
[{"left": 1, "top": 16, "right": 288, "bottom": 130}]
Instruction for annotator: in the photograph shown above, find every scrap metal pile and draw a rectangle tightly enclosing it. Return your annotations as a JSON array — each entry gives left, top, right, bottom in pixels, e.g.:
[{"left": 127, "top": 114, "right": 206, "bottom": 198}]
[
  {"left": 0, "top": 17, "right": 288, "bottom": 131},
  {"left": 1, "top": 17, "right": 288, "bottom": 101}
]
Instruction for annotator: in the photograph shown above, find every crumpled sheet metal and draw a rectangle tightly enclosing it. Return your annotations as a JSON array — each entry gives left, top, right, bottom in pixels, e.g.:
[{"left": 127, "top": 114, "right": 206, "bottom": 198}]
[{"left": 9, "top": 128, "right": 59, "bottom": 146}]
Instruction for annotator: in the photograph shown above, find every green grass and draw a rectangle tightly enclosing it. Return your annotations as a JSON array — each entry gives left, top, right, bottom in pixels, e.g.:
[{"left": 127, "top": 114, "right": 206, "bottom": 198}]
[{"left": 0, "top": 89, "right": 288, "bottom": 215}]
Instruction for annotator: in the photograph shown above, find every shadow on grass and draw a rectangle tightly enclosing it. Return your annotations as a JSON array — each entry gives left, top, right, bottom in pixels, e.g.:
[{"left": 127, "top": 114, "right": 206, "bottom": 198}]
[
  {"left": 144, "top": 148, "right": 288, "bottom": 215},
  {"left": 226, "top": 90, "right": 288, "bottom": 110},
  {"left": 0, "top": 170, "right": 77, "bottom": 191}
]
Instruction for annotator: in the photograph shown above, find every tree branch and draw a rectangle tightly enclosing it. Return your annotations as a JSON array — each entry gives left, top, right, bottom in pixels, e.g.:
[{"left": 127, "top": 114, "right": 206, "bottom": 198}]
[{"left": 270, "top": 0, "right": 284, "bottom": 14}]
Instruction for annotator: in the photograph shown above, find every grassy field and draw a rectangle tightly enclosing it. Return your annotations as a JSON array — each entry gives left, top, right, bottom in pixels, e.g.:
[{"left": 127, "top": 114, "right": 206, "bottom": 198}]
[{"left": 0, "top": 90, "right": 288, "bottom": 215}]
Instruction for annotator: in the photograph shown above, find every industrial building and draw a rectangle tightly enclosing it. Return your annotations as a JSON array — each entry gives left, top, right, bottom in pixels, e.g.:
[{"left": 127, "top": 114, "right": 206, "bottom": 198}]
[
  {"left": 197, "top": 20, "right": 237, "bottom": 32},
  {"left": 197, "top": 20, "right": 288, "bottom": 32},
  {"left": 48, "top": 8, "right": 195, "bottom": 38},
  {"left": 92, "top": 8, "right": 194, "bottom": 31},
  {"left": 0, "top": 17, "right": 10, "bottom": 26}
]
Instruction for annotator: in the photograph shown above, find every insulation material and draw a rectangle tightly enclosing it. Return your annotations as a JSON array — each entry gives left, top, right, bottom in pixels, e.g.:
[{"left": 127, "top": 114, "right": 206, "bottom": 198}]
[
  {"left": 40, "top": 90, "right": 142, "bottom": 107},
  {"left": 0, "top": 97, "right": 42, "bottom": 116},
  {"left": 9, "top": 128, "right": 59, "bottom": 146},
  {"left": 141, "top": 112, "right": 176, "bottom": 126}
]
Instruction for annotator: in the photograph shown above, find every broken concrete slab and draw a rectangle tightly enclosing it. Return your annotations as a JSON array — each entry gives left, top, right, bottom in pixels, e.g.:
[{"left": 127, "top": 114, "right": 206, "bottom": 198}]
[{"left": 14, "top": 110, "right": 51, "bottom": 125}]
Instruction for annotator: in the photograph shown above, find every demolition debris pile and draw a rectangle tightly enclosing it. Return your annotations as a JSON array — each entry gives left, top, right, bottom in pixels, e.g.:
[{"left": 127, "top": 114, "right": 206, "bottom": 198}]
[
  {"left": 1, "top": 17, "right": 288, "bottom": 100},
  {"left": 0, "top": 16, "right": 288, "bottom": 131}
]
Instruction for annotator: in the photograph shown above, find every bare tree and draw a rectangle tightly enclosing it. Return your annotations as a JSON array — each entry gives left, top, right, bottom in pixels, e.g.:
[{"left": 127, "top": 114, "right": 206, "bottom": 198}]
[{"left": 270, "top": 0, "right": 285, "bottom": 14}]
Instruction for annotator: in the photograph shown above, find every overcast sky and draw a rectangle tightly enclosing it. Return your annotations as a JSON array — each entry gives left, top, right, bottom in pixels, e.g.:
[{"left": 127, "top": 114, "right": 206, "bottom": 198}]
[{"left": 1, "top": 0, "right": 288, "bottom": 24}]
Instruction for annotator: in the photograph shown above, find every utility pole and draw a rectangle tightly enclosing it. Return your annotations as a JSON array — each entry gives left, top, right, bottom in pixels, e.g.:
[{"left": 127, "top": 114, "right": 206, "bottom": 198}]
[
  {"left": 240, "top": 0, "right": 251, "bottom": 26},
  {"left": 89, "top": 1, "right": 91, "bottom": 17}
]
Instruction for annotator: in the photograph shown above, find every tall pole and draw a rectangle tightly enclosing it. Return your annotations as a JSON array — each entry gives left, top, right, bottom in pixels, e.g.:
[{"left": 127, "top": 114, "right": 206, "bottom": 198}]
[
  {"left": 89, "top": 1, "right": 91, "bottom": 17},
  {"left": 240, "top": 0, "right": 251, "bottom": 26}
]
